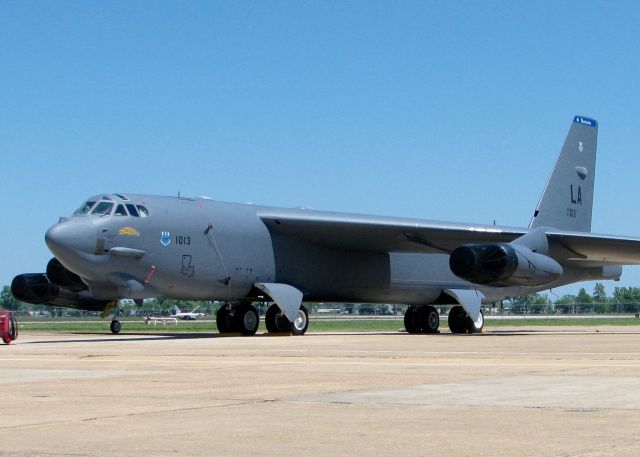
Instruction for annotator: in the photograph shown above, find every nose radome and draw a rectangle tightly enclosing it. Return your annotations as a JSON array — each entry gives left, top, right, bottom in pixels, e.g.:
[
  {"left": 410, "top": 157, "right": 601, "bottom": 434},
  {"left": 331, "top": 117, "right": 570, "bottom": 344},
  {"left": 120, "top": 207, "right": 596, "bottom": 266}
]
[{"left": 45, "top": 220, "right": 94, "bottom": 258}]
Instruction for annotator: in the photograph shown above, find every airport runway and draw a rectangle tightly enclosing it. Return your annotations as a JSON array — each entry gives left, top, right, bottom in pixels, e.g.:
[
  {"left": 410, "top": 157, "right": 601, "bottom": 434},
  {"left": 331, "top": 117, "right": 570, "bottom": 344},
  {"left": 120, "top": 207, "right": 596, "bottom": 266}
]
[{"left": 1, "top": 327, "right": 640, "bottom": 456}]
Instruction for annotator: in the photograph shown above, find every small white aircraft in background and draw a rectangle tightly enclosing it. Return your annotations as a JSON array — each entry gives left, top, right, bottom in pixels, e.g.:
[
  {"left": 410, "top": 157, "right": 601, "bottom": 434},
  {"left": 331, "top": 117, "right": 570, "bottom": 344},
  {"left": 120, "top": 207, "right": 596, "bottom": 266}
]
[{"left": 171, "top": 305, "right": 205, "bottom": 320}]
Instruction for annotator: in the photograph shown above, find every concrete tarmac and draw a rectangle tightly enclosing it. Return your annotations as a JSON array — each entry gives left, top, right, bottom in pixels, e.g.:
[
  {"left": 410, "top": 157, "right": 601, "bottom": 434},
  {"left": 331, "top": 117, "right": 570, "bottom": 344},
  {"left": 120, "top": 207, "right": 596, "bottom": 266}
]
[{"left": 1, "top": 327, "right": 640, "bottom": 456}]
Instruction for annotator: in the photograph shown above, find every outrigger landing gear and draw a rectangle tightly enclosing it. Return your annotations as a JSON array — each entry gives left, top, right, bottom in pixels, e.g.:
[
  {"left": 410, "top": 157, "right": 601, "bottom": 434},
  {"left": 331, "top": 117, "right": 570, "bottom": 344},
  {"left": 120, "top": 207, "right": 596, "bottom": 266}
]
[{"left": 403, "top": 305, "right": 440, "bottom": 334}]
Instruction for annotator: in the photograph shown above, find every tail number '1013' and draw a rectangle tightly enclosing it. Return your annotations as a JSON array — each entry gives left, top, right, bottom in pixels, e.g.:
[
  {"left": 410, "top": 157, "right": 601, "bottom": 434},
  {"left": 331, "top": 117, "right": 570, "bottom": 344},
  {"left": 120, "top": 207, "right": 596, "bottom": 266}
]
[
  {"left": 176, "top": 235, "right": 191, "bottom": 245},
  {"left": 567, "top": 208, "right": 576, "bottom": 218}
]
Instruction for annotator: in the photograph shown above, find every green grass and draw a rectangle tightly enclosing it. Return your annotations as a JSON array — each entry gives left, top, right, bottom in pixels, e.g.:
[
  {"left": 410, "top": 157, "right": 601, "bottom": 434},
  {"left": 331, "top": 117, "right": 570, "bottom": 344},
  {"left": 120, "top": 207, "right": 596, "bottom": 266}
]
[
  {"left": 484, "top": 317, "right": 640, "bottom": 327},
  {"left": 12, "top": 315, "right": 640, "bottom": 334}
]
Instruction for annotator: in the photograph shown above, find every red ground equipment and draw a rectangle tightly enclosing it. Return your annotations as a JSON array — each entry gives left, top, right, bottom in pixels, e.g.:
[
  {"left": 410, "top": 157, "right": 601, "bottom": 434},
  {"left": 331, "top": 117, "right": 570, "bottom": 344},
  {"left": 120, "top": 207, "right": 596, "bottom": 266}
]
[{"left": 1, "top": 310, "right": 18, "bottom": 344}]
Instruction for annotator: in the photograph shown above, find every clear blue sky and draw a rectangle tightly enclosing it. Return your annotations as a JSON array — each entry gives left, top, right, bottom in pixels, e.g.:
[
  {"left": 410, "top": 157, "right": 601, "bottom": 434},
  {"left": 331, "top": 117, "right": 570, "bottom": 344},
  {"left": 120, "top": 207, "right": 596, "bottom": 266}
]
[{"left": 2, "top": 1, "right": 640, "bottom": 300}]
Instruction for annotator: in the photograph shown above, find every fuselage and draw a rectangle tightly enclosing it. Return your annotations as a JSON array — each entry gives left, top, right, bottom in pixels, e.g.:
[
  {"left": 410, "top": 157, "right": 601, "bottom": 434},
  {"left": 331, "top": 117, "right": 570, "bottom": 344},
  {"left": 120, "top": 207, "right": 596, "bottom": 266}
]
[{"left": 45, "top": 193, "right": 612, "bottom": 306}]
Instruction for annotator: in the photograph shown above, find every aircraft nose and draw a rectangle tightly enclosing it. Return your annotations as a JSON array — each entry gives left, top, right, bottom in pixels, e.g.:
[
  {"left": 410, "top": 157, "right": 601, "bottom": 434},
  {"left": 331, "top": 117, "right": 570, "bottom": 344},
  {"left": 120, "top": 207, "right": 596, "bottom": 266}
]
[{"left": 45, "top": 220, "right": 95, "bottom": 258}]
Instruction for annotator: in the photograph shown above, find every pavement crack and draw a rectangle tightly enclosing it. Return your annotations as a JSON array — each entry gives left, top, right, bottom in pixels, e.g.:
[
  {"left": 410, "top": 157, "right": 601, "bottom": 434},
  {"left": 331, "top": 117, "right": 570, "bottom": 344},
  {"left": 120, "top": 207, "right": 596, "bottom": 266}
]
[{"left": 0, "top": 401, "right": 265, "bottom": 431}]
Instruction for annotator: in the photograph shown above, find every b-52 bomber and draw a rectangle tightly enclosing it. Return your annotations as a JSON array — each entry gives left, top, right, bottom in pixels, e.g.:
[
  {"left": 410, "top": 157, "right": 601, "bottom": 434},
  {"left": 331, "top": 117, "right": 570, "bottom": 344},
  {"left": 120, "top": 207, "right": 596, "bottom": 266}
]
[{"left": 12, "top": 116, "right": 640, "bottom": 335}]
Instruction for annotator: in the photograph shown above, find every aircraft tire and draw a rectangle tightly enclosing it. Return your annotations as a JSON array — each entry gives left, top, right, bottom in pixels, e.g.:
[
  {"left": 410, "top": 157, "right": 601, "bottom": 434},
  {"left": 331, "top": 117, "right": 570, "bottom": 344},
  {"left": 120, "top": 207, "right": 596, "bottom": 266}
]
[
  {"left": 447, "top": 306, "right": 468, "bottom": 334},
  {"left": 216, "top": 305, "right": 233, "bottom": 333},
  {"left": 265, "top": 304, "right": 289, "bottom": 333},
  {"left": 110, "top": 320, "right": 121, "bottom": 334},
  {"left": 291, "top": 305, "right": 309, "bottom": 336},
  {"left": 265, "top": 304, "right": 308, "bottom": 335},
  {"left": 235, "top": 303, "right": 259, "bottom": 336},
  {"left": 465, "top": 310, "right": 484, "bottom": 334},
  {"left": 403, "top": 305, "right": 421, "bottom": 334},
  {"left": 423, "top": 305, "right": 440, "bottom": 334}
]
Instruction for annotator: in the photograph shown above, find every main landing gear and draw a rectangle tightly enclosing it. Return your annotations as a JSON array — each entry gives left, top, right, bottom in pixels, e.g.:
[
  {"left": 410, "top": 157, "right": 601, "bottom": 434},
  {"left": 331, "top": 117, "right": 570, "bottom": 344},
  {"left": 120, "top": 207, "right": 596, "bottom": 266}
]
[
  {"left": 265, "top": 304, "right": 309, "bottom": 335},
  {"left": 216, "top": 303, "right": 260, "bottom": 335},
  {"left": 216, "top": 303, "right": 309, "bottom": 336},
  {"left": 404, "top": 305, "right": 440, "bottom": 334},
  {"left": 403, "top": 304, "right": 484, "bottom": 334},
  {"left": 447, "top": 305, "right": 484, "bottom": 334}
]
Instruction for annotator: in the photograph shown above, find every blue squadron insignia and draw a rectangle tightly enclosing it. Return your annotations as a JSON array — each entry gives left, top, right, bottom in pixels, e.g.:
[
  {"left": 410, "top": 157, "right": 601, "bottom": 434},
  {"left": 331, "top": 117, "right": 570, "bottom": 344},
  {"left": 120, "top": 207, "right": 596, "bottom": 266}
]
[{"left": 160, "top": 231, "right": 171, "bottom": 247}]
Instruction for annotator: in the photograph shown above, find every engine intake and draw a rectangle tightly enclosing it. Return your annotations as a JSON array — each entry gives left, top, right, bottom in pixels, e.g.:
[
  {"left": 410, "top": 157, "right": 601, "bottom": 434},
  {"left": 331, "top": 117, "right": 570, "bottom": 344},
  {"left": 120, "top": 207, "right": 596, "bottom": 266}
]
[
  {"left": 46, "top": 258, "right": 87, "bottom": 292},
  {"left": 11, "top": 273, "right": 112, "bottom": 311},
  {"left": 449, "top": 243, "right": 563, "bottom": 287}
]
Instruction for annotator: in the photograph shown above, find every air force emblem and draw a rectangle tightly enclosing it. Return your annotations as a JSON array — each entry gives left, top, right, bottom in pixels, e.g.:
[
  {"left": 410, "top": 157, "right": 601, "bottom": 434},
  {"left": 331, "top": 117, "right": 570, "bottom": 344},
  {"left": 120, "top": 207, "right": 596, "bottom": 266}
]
[{"left": 160, "top": 231, "right": 171, "bottom": 247}]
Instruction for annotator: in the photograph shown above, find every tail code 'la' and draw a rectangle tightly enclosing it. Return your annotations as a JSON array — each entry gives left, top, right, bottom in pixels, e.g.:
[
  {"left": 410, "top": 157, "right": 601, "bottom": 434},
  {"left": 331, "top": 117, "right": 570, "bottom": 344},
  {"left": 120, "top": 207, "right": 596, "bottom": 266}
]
[{"left": 529, "top": 115, "right": 598, "bottom": 232}]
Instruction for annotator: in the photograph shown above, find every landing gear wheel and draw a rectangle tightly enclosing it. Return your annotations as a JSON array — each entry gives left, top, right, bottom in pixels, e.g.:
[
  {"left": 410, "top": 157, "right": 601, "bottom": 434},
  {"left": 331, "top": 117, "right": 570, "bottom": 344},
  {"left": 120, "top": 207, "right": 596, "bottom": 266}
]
[
  {"left": 265, "top": 304, "right": 308, "bottom": 335},
  {"left": 216, "top": 305, "right": 233, "bottom": 333},
  {"left": 265, "top": 304, "right": 288, "bottom": 333},
  {"left": 291, "top": 305, "right": 309, "bottom": 336},
  {"left": 110, "top": 320, "right": 121, "bottom": 334},
  {"left": 235, "top": 303, "right": 259, "bottom": 336},
  {"left": 447, "top": 305, "right": 468, "bottom": 334},
  {"left": 466, "top": 310, "right": 484, "bottom": 334},
  {"left": 403, "top": 305, "right": 421, "bottom": 334},
  {"left": 404, "top": 305, "right": 439, "bottom": 334},
  {"left": 423, "top": 305, "right": 440, "bottom": 334}
]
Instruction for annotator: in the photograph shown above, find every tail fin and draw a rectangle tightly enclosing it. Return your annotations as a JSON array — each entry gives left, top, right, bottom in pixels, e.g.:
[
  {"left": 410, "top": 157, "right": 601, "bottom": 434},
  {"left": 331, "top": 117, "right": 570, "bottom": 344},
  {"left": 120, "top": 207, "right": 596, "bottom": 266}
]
[{"left": 529, "top": 115, "right": 598, "bottom": 232}]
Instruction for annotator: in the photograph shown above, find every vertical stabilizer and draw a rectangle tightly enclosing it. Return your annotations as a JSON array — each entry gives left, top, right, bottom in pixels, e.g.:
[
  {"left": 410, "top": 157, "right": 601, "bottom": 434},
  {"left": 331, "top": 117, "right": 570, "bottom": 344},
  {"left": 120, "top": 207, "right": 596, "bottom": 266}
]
[{"left": 529, "top": 116, "right": 598, "bottom": 232}]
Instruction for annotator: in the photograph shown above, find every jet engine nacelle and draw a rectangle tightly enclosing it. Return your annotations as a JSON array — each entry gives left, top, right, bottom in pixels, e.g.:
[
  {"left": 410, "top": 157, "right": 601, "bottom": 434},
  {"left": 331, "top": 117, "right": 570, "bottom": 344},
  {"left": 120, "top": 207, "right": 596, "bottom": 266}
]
[
  {"left": 46, "top": 258, "right": 87, "bottom": 292},
  {"left": 11, "top": 273, "right": 112, "bottom": 311},
  {"left": 449, "top": 243, "right": 563, "bottom": 287}
]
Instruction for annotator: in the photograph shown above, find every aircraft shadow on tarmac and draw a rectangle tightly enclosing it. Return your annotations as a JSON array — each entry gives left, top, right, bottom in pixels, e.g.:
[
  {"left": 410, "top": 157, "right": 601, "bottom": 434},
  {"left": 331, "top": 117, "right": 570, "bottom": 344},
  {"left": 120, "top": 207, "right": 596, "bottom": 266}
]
[{"left": 21, "top": 327, "right": 640, "bottom": 345}]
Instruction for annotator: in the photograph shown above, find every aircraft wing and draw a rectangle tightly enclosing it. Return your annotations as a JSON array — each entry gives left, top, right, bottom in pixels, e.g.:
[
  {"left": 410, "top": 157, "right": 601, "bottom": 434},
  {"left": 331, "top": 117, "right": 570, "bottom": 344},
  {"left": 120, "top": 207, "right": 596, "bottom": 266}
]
[
  {"left": 260, "top": 211, "right": 526, "bottom": 254},
  {"left": 260, "top": 211, "right": 640, "bottom": 265}
]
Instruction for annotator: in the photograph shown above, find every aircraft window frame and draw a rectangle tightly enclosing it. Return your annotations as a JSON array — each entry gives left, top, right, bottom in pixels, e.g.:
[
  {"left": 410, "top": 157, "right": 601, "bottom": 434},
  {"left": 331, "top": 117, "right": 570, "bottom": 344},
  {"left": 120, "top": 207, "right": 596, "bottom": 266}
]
[
  {"left": 114, "top": 204, "right": 128, "bottom": 216},
  {"left": 74, "top": 200, "right": 96, "bottom": 215},
  {"left": 126, "top": 204, "right": 139, "bottom": 217},
  {"left": 137, "top": 205, "right": 149, "bottom": 217},
  {"left": 91, "top": 201, "right": 114, "bottom": 216}
]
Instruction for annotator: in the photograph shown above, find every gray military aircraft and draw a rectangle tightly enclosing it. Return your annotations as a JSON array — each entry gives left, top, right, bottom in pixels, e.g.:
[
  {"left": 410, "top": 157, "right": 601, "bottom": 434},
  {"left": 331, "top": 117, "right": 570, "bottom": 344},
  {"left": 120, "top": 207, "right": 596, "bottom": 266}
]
[{"left": 12, "top": 116, "right": 640, "bottom": 335}]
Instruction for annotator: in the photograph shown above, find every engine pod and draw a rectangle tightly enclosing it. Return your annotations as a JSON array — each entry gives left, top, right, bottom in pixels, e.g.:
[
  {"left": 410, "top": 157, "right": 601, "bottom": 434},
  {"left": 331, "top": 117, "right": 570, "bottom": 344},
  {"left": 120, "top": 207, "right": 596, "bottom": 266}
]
[{"left": 450, "top": 243, "right": 563, "bottom": 287}]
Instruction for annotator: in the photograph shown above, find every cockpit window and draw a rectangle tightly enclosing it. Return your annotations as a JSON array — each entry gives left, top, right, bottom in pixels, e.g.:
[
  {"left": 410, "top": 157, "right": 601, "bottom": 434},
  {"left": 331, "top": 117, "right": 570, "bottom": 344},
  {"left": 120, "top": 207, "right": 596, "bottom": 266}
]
[
  {"left": 126, "top": 204, "right": 139, "bottom": 217},
  {"left": 114, "top": 204, "right": 128, "bottom": 216},
  {"left": 137, "top": 205, "right": 149, "bottom": 217},
  {"left": 74, "top": 200, "right": 96, "bottom": 215},
  {"left": 91, "top": 201, "right": 114, "bottom": 216}
]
